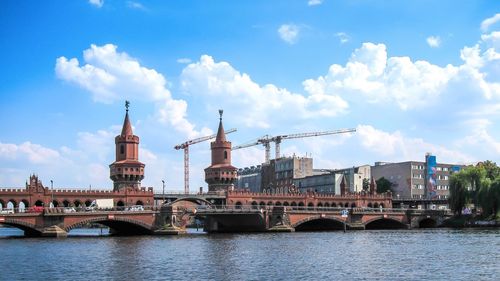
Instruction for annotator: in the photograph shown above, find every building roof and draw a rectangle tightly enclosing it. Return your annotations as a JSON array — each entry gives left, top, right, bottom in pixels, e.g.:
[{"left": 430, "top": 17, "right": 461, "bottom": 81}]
[{"left": 214, "top": 110, "right": 227, "bottom": 143}]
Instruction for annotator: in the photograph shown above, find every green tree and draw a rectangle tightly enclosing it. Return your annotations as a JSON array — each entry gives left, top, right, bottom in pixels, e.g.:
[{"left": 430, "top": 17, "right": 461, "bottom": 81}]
[
  {"left": 449, "top": 174, "right": 469, "bottom": 215},
  {"left": 479, "top": 160, "right": 500, "bottom": 180},
  {"left": 362, "top": 178, "right": 370, "bottom": 191},
  {"left": 375, "top": 177, "right": 393, "bottom": 194}
]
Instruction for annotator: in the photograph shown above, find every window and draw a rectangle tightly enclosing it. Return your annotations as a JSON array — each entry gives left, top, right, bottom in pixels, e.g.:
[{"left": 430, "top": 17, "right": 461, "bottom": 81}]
[
  {"left": 436, "top": 167, "right": 442, "bottom": 171},
  {"left": 443, "top": 167, "right": 448, "bottom": 172},
  {"left": 224, "top": 150, "right": 228, "bottom": 159},
  {"left": 120, "top": 144, "right": 124, "bottom": 154}
]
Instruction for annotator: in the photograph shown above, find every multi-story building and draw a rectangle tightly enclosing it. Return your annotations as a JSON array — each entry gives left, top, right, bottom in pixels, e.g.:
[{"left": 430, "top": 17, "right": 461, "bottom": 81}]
[
  {"left": 294, "top": 172, "right": 340, "bottom": 194},
  {"left": 371, "top": 154, "right": 464, "bottom": 202},
  {"left": 236, "top": 166, "right": 262, "bottom": 193},
  {"left": 332, "top": 165, "right": 371, "bottom": 193}
]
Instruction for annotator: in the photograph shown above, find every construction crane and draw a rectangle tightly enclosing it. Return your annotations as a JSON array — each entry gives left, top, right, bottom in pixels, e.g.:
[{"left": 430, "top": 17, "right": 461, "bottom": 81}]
[
  {"left": 174, "top": 128, "right": 236, "bottom": 194},
  {"left": 232, "top": 128, "right": 356, "bottom": 164}
]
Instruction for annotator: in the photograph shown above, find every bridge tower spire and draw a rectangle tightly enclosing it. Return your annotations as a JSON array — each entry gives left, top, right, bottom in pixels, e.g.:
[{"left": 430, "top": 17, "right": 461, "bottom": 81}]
[
  {"left": 204, "top": 110, "right": 237, "bottom": 193},
  {"left": 109, "top": 101, "right": 145, "bottom": 191}
]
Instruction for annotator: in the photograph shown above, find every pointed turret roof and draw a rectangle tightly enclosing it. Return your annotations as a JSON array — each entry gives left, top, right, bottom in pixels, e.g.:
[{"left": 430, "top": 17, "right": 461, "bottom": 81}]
[
  {"left": 121, "top": 101, "right": 133, "bottom": 136},
  {"left": 215, "top": 109, "right": 227, "bottom": 142}
]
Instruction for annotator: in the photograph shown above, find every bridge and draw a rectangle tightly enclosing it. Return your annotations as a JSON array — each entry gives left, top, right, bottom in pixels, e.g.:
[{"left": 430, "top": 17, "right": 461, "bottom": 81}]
[
  {"left": 196, "top": 205, "right": 453, "bottom": 233},
  {"left": 0, "top": 203, "right": 452, "bottom": 237}
]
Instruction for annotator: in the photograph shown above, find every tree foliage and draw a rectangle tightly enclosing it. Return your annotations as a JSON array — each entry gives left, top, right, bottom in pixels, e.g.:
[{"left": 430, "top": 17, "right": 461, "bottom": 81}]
[
  {"left": 449, "top": 160, "right": 500, "bottom": 218},
  {"left": 375, "top": 177, "right": 393, "bottom": 194}
]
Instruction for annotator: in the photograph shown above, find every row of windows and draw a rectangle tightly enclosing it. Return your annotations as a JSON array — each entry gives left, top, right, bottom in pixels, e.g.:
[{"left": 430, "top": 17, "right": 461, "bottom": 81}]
[
  {"left": 412, "top": 173, "right": 424, "bottom": 179},
  {"left": 437, "top": 175, "right": 449, "bottom": 180},
  {"left": 436, "top": 185, "right": 449, "bottom": 190},
  {"left": 116, "top": 167, "right": 142, "bottom": 172},
  {"left": 207, "top": 171, "right": 237, "bottom": 176},
  {"left": 412, "top": 165, "right": 449, "bottom": 172},
  {"left": 412, "top": 184, "right": 424, "bottom": 189}
]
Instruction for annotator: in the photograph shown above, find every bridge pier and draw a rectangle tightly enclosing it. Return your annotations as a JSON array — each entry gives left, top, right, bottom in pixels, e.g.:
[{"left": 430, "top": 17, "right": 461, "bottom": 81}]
[
  {"left": 267, "top": 207, "right": 294, "bottom": 232},
  {"left": 154, "top": 205, "right": 187, "bottom": 235},
  {"left": 41, "top": 225, "right": 68, "bottom": 237}
]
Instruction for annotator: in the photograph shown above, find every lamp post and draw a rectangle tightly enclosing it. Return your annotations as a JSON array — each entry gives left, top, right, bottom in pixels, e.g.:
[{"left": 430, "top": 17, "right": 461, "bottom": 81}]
[
  {"left": 50, "top": 180, "right": 54, "bottom": 208},
  {"left": 162, "top": 180, "right": 165, "bottom": 205}
]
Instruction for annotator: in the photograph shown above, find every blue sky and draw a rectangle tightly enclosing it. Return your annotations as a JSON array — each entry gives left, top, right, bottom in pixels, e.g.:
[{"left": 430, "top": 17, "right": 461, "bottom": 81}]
[{"left": 1, "top": 0, "right": 499, "bottom": 191}]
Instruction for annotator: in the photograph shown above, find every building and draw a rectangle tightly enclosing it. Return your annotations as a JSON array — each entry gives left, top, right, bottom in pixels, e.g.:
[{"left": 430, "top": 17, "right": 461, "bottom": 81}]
[
  {"left": 371, "top": 154, "right": 464, "bottom": 202},
  {"left": 239, "top": 155, "right": 313, "bottom": 192},
  {"left": 204, "top": 110, "right": 238, "bottom": 192},
  {"left": 236, "top": 166, "right": 262, "bottom": 193},
  {"left": 294, "top": 172, "right": 338, "bottom": 193},
  {"left": 333, "top": 165, "right": 371, "bottom": 193}
]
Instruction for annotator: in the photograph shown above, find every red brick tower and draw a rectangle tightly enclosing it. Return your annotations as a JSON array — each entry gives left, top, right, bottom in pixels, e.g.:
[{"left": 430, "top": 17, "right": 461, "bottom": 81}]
[
  {"left": 109, "top": 101, "right": 145, "bottom": 191},
  {"left": 205, "top": 110, "right": 237, "bottom": 192}
]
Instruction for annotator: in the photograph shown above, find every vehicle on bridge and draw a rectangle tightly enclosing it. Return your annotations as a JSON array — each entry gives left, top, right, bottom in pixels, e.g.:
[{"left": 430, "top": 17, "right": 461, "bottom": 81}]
[
  {"left": 27, "top": 206, "right": 44, "bottom": 213},
  {"left": 126, "top": 205, "right": 145, "bottom": 211},
  {"left": 0, "top": 209, "right": 14, "bottom": 214},
  {"left": 86, "top": 199, "right": 114, "bottom": 211}
]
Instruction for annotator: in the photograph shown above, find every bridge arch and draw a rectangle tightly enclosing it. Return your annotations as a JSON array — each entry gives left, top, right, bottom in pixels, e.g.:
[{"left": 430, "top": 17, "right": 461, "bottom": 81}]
[
  {"left": 293, "top": 216, "right": 346, "bottom": 231},
  {"left": 364, "top": 217, "right": 407, "bottom": 230},
  {"left": 418, "top": 218, "right": 437, "bottom": 228},
  {"left": 0, "top": 219, "right": 42, "bottom": 237},
  {"left": 169, "top": 197, "right": 213, "bottom": 207},
  {"left": 65, "top": 217, "right": 152, "bottom": 235},
  {"left": 7, "top": 200, "right": 17, "bottom": 209}
]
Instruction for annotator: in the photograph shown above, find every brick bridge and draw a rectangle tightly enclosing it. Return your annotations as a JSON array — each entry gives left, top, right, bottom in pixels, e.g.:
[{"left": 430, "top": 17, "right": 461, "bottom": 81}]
[{"left": 197, "top": 206, "right": 453, "bottom": 233}]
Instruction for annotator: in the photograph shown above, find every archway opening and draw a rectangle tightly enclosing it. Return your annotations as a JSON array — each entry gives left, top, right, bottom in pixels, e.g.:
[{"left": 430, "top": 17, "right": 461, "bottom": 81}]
[
  {"left": 267, "top": 201, "right": 273, "bottom": 207},
  {"left": 351, "top": 203, "right": 356, "bottom": 208},
  {"left": 136, "top": 200, "right": 144, "bottom": 206},
  {"left": 283, "top": 202, "right": 289, "bottom": 207},
  {"left": 251, "top": 201, "right": 258, "bottom": 209},
  {"left": 7, "top": 201, "right": 16, "bottom": 210},
  {"left": 374, "top": 203, "right": 379, "bottom": 209},
  {"left": 52, "top": 200, "right": 60, "bottom": 207},
  {"left": 63, "top": 200, "right": 70, "bottom": 207},
  {"left": 368, "top": 203, "right": 373, "bottom": 208},
  {"left": 85, "top": 200, "right": 93, "bottom": 207},
  {"left": 365, "top": 219, "right": 407, "bottom": 230},
  {"left": 307, "top": 202, "right": 314, "bottom": 210},
  {"left": 74, "top": 200, "right": 82, "bottom": 208},
  {"left": 259, "top": 202, "right": 265, "bottom": 208},
  {"left": 235, "top": 202, "right": 242, "bottom": 209},
  {"left": 298, "top": 202, "right": 305, "bottom": 210},
  {"left": 419, "top": 218, "right": 437, "bottom": 228},
  {"left": 0, "top": 222, "right": 42, "bottom": 237},
  {"left": 0, "top": 200, "right": 4, "bottom": 210},
  {"left": 344, "top": 203, "right": 349, "bottom": 208},
  {"left": 275, "top": 201, "right": 282, "bottom": 206},
  {"left": 331, "top": 203, "right": 337, "bottom": 208},
  {"left": 34, "top": 200, "right": 44, "bottom": 207},
  {"left": 295, "top": 218, "right": 344, "bottom": 231},
  {"left": 18, "top": 201, "right": 27, "bottom": 213}
]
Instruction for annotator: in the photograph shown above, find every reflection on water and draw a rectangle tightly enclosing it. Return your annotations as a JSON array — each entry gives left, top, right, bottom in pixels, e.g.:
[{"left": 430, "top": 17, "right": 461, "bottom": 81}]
[{"left": 0, "top": 227, "right": 499, "bottom": 280}]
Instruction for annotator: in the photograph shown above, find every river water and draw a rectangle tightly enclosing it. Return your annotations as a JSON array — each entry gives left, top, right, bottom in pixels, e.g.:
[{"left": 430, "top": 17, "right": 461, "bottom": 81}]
[{"left": 0, "top": 227, "right": 499, "bottom": 280}]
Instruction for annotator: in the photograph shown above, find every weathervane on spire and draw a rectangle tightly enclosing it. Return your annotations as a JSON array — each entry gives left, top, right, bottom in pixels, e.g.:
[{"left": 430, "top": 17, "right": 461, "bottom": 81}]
[
  {"left": 218, "top": 109, "right": 223, "bottom": 121},
  {"left": 125, "top": 100, "right": 130, "bottom": 112}
]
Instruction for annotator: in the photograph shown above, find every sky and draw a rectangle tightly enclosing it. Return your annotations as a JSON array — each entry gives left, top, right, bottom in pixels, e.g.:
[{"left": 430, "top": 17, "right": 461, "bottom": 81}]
[{"left": 0, "top": 0, "right": 499, "bottom": 192}]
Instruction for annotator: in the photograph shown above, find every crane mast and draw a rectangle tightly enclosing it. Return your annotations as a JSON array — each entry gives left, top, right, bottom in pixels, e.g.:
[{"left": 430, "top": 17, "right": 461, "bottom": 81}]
[{"left": 174, "top": 128, "right": 236, "bottom": 194}]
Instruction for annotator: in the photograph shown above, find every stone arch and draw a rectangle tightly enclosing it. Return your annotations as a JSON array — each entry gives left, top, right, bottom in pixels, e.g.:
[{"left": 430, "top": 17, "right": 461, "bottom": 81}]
[
  {"left": 251, "top": 201, "right": 258, "bottom": 209},
  {"left": 283, "top": 202, "right": 289, "bottom": 206},
  {"left": 344, "top": 203, "right": 349, "bottom": 208},
  {"left": 351, "top": 203, "right": 356, "bottom": 208},
  {"left": 267, "top": 201, "right": 273, "bottom": 206},
  {"left": 365, "top": 217, "right": 407, "bottom": 230},
  {"left": 418, "top": 218, "right": 437, "bottom": 228},
  {"left": 259, "top": 201, "right": 266, "bottom": 208},
  {"left": 307, "top": 202, "right": 314, "bottom": 210},
  {"left": 1, "top": 219, "right": 42, "bottom": 237},
  {"left": 136, "top": 200, "right": 144, "bottom": 206},
  {"left": 275, "top": 201, "right": 282, "bottom": 206},
  {"left": 52, "top": 200, "right": 60, "bottom": 207},
  {"left": 379, "top": 203, "right": 385, "bottom": 209},
  {"left": 63, "top": 200, "right": 70, "bottom": 207},
  {"left": 298, "top": 202, "right": 305, "bottom": 210},
  {"left": 290, "top": 202, "right": 297, "bottom": 206},
  {"left": 18, "top": 201, "right": 28, "bottom": 212},
  {"left": 65, "top": 217, "right": 152, "bottom": 235},
  {"left": 7, "top": 200, "right": 17, "bottom": 209},
  {"left": 117, "top": 200, "right": 125, "bottom": 207},
  {"left": 235, "top": 201, "right": 242, "bottom": 209},
  {"left": 169, "top": 197, "right": 213, "bottom": 207},
  {"left": 374, "top": 203, "right": 379, "bottom": 208},
  {"left": 317, "top": 202, "right": 323, "bottom": 208},
  {"left": 324, "top": 202, "right": 330, "bottom": 208},
  {"left": 85, "top": 200, "right": 93, "bottom": 207},
  {"left": 34, "top": 200, "right": 44, "bottom": 207},
  {"left": 74, "top": 200, "right": 82, "bottom": 207},
  {"left": 293, "top": 216, "right": 346, "bottom": 231},
  {"left": 331, "top": 202, "right": 337, "bottom": 207},
  {"left": 367, "top": 203, "right": 373, "bottom": 208}
]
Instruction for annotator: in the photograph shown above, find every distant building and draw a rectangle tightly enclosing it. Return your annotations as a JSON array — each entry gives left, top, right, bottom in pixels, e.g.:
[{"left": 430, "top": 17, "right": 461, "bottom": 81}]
[
  {"left": 294, "top": 172, "right": 338, "bottom": 193},
  {"left": 371, "top": 154, "right": 464, "bottom": 202},
  {"left": 236, "top": 156, "right": 313, "bottom": 192},
  {"left": 332, "top": 165, "right": 371, "bottom": 193},
  {"left": 237, "top": 166, "right": 262, "bottom": 193}
]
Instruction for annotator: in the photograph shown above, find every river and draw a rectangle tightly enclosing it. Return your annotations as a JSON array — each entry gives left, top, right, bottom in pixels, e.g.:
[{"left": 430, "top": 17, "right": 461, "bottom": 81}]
[{"left": 0, "top": 227, "right": 499, "bottom": 280}]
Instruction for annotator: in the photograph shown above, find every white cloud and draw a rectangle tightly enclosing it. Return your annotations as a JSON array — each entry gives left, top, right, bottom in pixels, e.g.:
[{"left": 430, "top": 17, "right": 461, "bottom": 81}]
[
  {"left": 55, "top": 43, "right": 207, "bottom": 138},
  {"left": 356, "top": 125, "right": 471, "bottom": 163},
  {"left": 481, "top": 13, "right": 500, "bottom": 32},
  {"left": 0, "top": 141, "right": 62, "bottom": 165},
  {"left": 456, "top": 119, "right": 500, "bottom": 154},
  {"left": 336, "top": 32, "right": 350, "bottom": 44},
  {"left": 180, "top": 55, "right": 348, "bottom": 129},
  {"left": 127, "top": 1, "right": 146, "bottom": 10},
  {"left": 88, "top": 0, "right": 104, "bottom": 8},
  {"left": 426, "top": 36, "right": 441, "bottom": 48},
  {"left": 308, "top": 0, "right": 323, "bottom": 6},
  {"left": 177, "top": 58, "right": 192, "bottom": 64},
  {"left": 278, "top": 24, "right": 300, "bottom": 44}
]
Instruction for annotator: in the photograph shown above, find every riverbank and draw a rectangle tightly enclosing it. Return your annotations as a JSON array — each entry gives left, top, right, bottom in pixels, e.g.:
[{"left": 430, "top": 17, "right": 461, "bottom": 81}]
[{"left": 442, "top": 215, "right": 500, "bottom": 228}]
